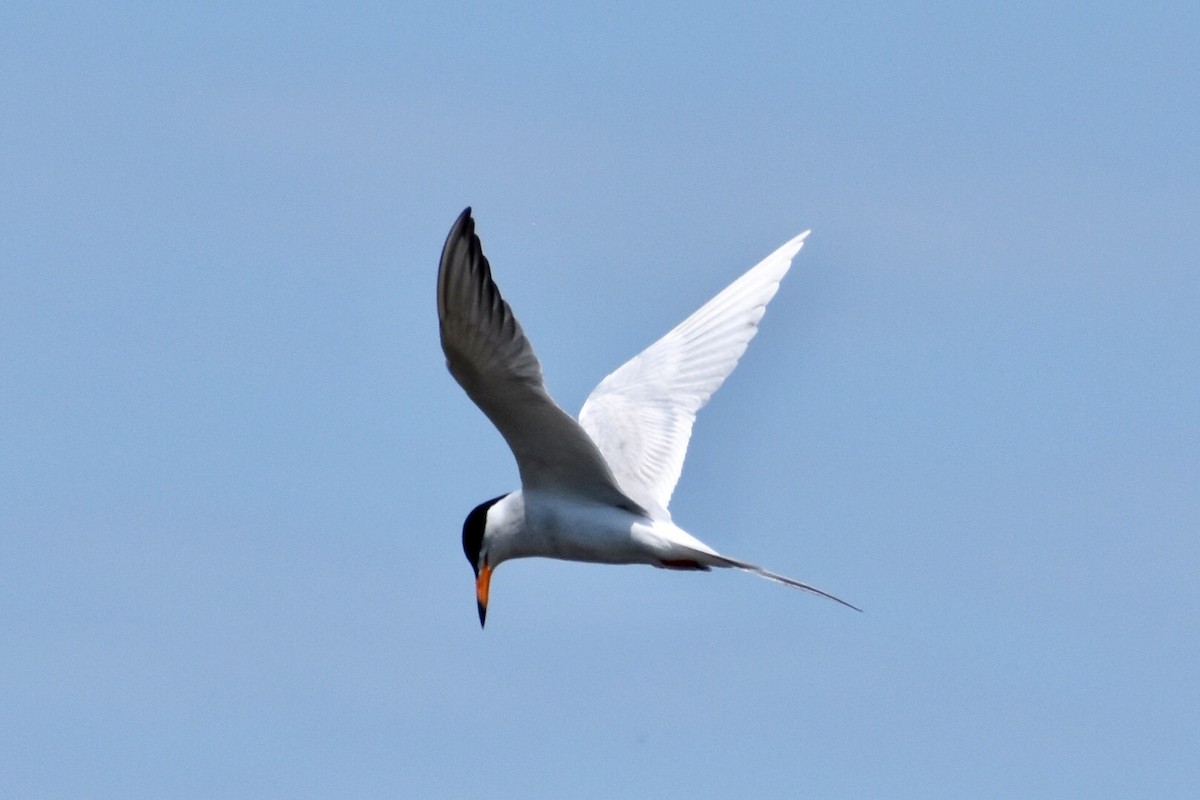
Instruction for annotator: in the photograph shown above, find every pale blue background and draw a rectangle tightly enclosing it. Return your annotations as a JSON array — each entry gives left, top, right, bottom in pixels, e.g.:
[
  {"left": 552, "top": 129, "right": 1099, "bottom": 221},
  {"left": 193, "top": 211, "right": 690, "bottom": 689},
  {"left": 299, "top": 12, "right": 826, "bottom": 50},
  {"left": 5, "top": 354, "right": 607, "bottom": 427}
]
[{"left": 3, "top": 3, "right": 1197, "bottom": 797}]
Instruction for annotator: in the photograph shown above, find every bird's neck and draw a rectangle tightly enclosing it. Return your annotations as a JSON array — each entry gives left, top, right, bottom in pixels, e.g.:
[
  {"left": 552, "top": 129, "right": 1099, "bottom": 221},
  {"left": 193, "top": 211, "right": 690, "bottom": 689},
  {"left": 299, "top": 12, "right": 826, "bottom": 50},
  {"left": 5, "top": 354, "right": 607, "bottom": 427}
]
[{"left": 485, "top": 490, "right": 527, "bottom": 563}]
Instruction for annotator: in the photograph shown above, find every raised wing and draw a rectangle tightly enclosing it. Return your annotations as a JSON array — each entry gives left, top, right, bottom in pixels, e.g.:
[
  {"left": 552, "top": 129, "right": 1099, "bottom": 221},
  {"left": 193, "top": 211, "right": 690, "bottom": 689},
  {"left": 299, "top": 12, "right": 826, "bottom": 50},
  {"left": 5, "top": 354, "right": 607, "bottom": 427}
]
[
  {"left": 438, "top": 208, "right": 640, "bottom": 510},
  {"left": 578, "top": 232, "right": 809, "bottom": 518}
]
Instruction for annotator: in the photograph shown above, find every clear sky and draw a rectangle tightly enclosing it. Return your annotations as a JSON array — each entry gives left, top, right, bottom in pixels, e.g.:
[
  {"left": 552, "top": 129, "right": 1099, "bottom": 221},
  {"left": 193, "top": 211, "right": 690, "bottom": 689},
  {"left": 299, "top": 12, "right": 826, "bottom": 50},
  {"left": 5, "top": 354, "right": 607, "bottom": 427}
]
[{"left": 3, "top": 2, "right": 1197, "bottom": 797}]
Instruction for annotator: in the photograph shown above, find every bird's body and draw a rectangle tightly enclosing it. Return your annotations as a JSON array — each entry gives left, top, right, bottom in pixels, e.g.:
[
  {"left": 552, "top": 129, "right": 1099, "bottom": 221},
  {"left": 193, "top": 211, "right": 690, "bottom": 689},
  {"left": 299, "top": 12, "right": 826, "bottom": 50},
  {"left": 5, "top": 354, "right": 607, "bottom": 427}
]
[
  {"left": 483, "top": 490, "right": 718, "bottom": 568},
  {"left": 438, "top": 208, "right": 857, "bottom": 625}
]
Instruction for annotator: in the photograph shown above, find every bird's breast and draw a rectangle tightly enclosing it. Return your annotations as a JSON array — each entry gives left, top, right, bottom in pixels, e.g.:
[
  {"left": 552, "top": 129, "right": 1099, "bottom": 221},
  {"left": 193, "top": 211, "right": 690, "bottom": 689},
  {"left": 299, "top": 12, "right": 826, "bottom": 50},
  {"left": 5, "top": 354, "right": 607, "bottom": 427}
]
[{"left": 519, "top": 495, "right": 661, "bottom": 565}]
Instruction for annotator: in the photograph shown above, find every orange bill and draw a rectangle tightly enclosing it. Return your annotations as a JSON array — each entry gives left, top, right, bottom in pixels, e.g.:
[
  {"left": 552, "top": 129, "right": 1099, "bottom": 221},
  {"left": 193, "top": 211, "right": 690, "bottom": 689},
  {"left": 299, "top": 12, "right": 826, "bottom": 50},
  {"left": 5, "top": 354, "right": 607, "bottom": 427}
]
[{"left": 475, "top": 561, "right": 492, "bottom": 627}]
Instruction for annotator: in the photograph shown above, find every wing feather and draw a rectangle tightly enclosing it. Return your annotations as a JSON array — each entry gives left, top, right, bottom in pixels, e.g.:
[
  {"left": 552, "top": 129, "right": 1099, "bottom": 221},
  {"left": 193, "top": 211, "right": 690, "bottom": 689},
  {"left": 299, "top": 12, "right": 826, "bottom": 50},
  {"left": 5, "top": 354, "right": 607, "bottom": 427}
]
[
  {"left": 578, "top": 232, "right": 809, "bottom": 518},
  {"left": 438, "top": 208, "right": 639, "bottom": 510}
]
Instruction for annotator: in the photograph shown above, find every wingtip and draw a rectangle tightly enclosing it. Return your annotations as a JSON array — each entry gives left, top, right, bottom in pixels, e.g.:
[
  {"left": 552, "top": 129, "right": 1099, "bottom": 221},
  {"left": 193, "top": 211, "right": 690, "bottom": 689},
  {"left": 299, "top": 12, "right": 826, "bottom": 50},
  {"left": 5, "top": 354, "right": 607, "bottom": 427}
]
[
  {"left": 444, "top": 208, "right": 475, "bottom": 247},
  {"left": 439, "top": 208, "right": 481, "bottom": 322},
  {"left": 452, "top": 206, "right": 474, "bottom": 233},
  {"left": 763, "top": 230, "right": 811, "bottom": 266},
  {"left": 787, "top": 229, "right": 812, "bottom": 253}
]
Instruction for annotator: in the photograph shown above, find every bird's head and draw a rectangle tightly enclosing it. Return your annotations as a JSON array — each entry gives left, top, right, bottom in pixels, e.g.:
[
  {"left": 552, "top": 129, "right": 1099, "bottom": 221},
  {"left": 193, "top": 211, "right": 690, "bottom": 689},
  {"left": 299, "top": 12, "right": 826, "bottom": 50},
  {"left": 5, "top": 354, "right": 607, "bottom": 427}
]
[{"left": 462, "top": 494, "right": 508, "bottom": 628}]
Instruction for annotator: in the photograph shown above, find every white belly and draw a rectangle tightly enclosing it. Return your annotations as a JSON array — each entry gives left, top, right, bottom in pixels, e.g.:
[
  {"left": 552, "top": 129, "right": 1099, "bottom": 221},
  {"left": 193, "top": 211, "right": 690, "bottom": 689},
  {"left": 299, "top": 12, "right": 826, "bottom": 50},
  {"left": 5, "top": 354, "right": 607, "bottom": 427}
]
[{"left": 515, "top": 492, "right": 717, "bottom": 566}]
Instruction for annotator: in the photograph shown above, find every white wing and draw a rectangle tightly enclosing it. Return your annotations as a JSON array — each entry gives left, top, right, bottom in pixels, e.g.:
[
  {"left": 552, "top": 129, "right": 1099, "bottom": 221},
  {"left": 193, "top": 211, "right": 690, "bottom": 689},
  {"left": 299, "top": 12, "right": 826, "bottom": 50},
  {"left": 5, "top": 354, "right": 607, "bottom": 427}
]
[
  {"left": 578, "top": 232, "right": 809, "bottom": 519},
  {"left": 438, "top": 208, "right": 641, "bottom": 511}
]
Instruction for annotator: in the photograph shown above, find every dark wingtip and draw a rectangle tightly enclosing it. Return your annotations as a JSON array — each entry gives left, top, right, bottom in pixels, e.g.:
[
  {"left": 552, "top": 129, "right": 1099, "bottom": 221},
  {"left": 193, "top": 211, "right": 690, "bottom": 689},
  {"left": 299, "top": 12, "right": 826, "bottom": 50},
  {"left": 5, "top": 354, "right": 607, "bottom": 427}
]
[
  {"left": 448, "top": 207, "right": 474, "bottom": 242},
  {"left": 438, "top": 208, "right": 482, "bottom": 321}
]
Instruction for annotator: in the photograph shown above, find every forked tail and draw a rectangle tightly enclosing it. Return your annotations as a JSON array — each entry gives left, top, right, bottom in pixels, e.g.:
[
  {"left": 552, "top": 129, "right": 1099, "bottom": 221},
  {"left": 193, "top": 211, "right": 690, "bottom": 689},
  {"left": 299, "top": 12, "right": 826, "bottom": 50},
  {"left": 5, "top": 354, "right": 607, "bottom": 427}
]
[{"left": 708, "top": 553, "right": 862, "bottom": 612}]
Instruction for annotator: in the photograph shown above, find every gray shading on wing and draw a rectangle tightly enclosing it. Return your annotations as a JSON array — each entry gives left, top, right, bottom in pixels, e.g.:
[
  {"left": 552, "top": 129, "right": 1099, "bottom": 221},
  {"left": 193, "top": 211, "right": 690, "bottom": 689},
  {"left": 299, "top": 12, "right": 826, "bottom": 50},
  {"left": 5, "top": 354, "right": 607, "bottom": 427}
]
[
  {"left": 578, "top": 232, "right": 810, "bottom": 519},
  {"left": 438, "top": 208, "right": 641, "bottom": 511}
]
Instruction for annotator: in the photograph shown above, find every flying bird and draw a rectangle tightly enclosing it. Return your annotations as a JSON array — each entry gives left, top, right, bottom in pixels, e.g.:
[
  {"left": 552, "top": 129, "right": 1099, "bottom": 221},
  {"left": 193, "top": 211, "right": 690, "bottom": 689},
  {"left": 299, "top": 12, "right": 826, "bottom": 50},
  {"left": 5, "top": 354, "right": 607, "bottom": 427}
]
[{"left": 438, "top": 208, "right": 859, "bottom": 626}]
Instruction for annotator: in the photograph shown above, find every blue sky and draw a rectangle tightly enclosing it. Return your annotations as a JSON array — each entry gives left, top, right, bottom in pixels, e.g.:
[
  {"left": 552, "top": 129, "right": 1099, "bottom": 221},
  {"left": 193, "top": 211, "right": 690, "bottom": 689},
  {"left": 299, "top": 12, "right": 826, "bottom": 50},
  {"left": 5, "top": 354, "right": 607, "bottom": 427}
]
[{"left": 3, "top": 2, "right": 1197, "bottom": 797}]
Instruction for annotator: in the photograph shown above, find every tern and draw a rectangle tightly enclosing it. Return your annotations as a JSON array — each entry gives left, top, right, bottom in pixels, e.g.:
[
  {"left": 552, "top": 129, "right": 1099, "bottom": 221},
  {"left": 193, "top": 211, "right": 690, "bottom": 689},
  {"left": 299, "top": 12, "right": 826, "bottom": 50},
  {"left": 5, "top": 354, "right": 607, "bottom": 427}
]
[{"left": 439, "top": 208, "right": 859, "bottom": 626}]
